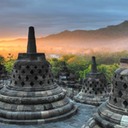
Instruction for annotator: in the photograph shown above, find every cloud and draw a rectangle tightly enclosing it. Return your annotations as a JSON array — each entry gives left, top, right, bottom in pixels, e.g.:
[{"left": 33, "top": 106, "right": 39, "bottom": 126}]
[{"left": 0, "top": 0, "right": 128, "bottom": 38}]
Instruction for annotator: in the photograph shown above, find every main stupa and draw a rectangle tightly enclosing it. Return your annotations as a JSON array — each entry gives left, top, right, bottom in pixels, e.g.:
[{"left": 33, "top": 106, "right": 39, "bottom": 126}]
[{"left": 0, "top": 27, "right": 77, "bottom": 124}]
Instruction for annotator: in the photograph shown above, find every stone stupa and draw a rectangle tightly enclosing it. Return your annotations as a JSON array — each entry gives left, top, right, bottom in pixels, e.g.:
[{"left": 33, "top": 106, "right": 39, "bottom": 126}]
[
  {"left": 58, "top": 62, "right": 77, "bottom": 88},
  {"left": 74, "top": 56, "right": 108, "bottom": 106},
  {"left": 58, "top": 61, "right": 70, "bottom": 86},
  {"left": 0, "top": 26, "right": 77, "bottom": 124},
  {"left": 83, "top": 57, "right": 128, "bottom": 128},
  {"left": 0, "top": 64, "right": 7, "bottom": 89}
]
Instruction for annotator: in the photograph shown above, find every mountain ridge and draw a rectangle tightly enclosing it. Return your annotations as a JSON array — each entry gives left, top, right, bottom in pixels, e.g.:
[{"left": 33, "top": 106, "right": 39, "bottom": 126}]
[
  {"left": 43, "top": 20, "right": 128, "bottom": 40},
  {"left": 1, "top": 20, "right": 128, "bottom": 57}
]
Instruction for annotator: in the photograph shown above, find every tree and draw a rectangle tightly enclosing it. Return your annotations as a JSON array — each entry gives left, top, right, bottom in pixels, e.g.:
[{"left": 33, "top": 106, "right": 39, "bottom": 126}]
[{"left": 4, "top": 53, "right": 15, "bottom": 73}]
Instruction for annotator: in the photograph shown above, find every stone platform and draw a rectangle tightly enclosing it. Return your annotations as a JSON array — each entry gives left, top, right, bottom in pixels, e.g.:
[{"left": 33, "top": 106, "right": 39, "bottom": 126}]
[{"left": 0, "top": 102, "right": 96, "bottom": 128}]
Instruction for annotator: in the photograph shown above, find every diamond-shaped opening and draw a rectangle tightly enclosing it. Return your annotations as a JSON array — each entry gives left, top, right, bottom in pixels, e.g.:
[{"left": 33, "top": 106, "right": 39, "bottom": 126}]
[
  {"left": 92, "top": 88, "right": 95, "bottom": 91},
  {"left": 95, "top": 91, "right": 97, "bottom": 95},
  {"left": 114, "top": 98, "right": 117, "bottom": 103},
  {"left": 15, "top": 70, "right": 18, "bottom": 73},
  {"left": 30, "top": 82, "right": 34, "bottom": 86},
  {"left": 18, "top": 75, "right": 21, "bottom": 80},
  {"left": 21, "top": 81, "right": 25, "bottom": 86},
  {"left": 26, "top": 76, "right": 29, "bottom": 81},
  {"left": 42, "top": 65, "right": 44, "bottom": 69},
  {"left": 34, "top": 76, "right": 38, "bottom": 80},
  {"left": 114, "top": 74, "right": 116, "bottom": 78},
  {"left": 123, "top": 83, "right": 127, "bottom": 89},
  {"left": 96, "top": 81, "right": 99, "bottom": 84},
  {"left": 92, "top": 81, "right": 94, "bottom": 84},
  {"left": 43, "top": 75, "right": 45, "bottom": 79},
  {"left": 118, "top": 91, "right": 123, "bottom": 97},
  {"left": 13, "top": 75, "right": 15, "bottom": 78},
  {"left": 89, "top": 91, "right": 92, "bottom": 94},
  {"left": 46, "top": 69, "right": 48, "bottom": 73},
  {"left": 30, "top": 70, "right": 34, "bottom": 74},
  {"left": 22, "top": 70, "right": 25, "bottom": 74},
  {"left": 34, "top": 66, "right": 37, "bottom": 69},
  {"left": 14, "top": 81, "right": 17, "bottom": 85},
  {"left": 123, "top": 100, "right": 128, "bottom": 107},
  {"left": 120, "top": 76, "right": 123, "bottom": 80},
  {"left": 39, "top": 81, "right": 43, "bottom": 85},
  {"left": 100, "top": 84, "right": 102, "bottom": 87},
  {"left": 38, "top": 69, "right": 42, "bottom": 74},
  {"left": 94, "top": 84, "right": 97, "bottom": 88},
  {"left": 26, "top": 65, "right": 30, "bottom": 69},
  {"left": 84, "top": 90, "right": 87, "bottom": 93},
  {"left": 47, "top": 80, "right": 50, "bottom": 84},
  {"left": 90, "top": 84, "right": 92, "bottom": 87}
]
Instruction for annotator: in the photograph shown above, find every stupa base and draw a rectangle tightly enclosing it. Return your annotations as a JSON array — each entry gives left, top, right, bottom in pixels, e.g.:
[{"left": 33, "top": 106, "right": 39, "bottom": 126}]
[
  {"left": 0, "top": 106, "right": 77, "bottom": 125},
  {"left": 74, "top": 93, "right": 108, "bottom": 106},
  {"left": 82, "top": 102, "right": 128, "bottom": 128}
]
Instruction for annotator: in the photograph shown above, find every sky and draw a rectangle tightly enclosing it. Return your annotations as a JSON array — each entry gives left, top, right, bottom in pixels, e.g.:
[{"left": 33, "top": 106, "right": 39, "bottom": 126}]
[{"left": 0, "top": 0, "right": 128, "bottom": 39}]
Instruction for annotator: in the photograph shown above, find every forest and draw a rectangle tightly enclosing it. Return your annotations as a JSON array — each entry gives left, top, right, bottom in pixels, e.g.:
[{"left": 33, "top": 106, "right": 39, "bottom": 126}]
[{"left": 1, "top": 50, "right": 128, "bottom": 84}]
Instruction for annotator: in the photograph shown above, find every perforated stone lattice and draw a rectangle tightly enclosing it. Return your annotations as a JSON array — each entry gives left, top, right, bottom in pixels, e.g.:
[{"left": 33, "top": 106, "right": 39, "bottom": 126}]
[
  {"left": 74, "top": 56, "right": 109, "bottom": 106},
  {"left": 11, "top": 63, "right": 54, "bottom": 88},
  {"left": 84, "top": 58, "right": 128, "bottom": 128},
  {"left": 81, "top": 77, "right": 107, "bottom": 95},
  {"left": 0, "top": 26, "right": 77, "bottom": 125},
  {"left": 109, "top": 70, "right": 128, "bottom": 109}
]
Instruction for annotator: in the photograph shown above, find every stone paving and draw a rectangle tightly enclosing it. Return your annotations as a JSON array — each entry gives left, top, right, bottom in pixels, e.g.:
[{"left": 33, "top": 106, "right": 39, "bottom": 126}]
[{"left": 0, "top": 102, "right": 96, "bottom": 128}]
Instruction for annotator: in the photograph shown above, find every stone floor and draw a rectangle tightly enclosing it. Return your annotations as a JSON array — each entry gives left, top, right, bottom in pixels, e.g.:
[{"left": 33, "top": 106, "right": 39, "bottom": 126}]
[{"left": 0, "top": 101, "right": 96, "bottom": 128}]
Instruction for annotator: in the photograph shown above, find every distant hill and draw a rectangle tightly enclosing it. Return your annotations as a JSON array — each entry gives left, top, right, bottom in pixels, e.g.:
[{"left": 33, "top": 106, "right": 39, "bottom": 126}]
[
  {"left": 1, "top": 21, "right": 128, "bottom": 57},
  {"left": 44, "top": 20, "right": 128, "bottom": 39}
]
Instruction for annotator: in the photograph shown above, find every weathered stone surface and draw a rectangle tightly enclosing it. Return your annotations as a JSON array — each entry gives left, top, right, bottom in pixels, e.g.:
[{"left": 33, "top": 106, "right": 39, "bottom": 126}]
[
  {"left": 0, "top": 64, "right": 8, "bottom": 89},
  {"left": 58, "top": 61, "right": 80, "bottom": 89},
  {"left": 84, "top": 57, "right": 128, "bottom": 128},
  {"left": 0, "top": 102, "right": 96, "bottom": 128},
  {"left": 74, "top": 56, "right": 109, "bottom": 106},
  {"left": 0, "top": 27, "right": 77, "bottom": 124}
]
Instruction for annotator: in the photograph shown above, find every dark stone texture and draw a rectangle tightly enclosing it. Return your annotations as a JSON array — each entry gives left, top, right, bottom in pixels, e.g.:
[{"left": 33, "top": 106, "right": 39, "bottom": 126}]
[
  {"left": 58, "top": 62, "right": 80, "bottom": 89},
  {"left": 91, "top": 56, "right": 97, "bottom": 73},
  {"left": 0, "top": 64, "right": 8, "bottom": 89},
  {"left": 84, "top": 57, "right": 128, "bottom": 128},
  {"left": 74, "top": 56, "right": 109, "bottom": 106},
  {"left": 27, "top": 26, "right": 37, "bottom": 53},
  {"left": 0, "top": 102, "right": 96, "bottom": 128},
  {"left": 0, "top": 27, "right": 77, "bottom": 124}
]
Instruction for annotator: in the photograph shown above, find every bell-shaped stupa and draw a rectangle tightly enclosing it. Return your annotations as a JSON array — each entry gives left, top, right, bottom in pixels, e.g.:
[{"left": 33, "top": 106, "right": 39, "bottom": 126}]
[
  {"left": 83, "top": 57, "right": 128, "bottom": 128},
  {"left": 74, "top": 56, "right": 108, "bottom": 106},
  {"left": 0, "top": 64, "right": 7, "bottom": 89},
  {"left": 58, "top": 61, "right": 77, "bottom": 88},
  {"left": 58, "top": 61, "right": 70, "bottom": 85},
  {"left": 0, "top": 27, "right": 77, "bottom": 124}
]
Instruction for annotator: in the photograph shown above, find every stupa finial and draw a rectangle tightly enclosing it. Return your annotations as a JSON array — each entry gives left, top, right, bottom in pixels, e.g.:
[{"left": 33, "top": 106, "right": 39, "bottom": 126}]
[
  {"left": 27, "top": 26, "right": 37, "bottom": 53},
  {"left": 91, "top": 56, "right": 97, "bottom": 73}
]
